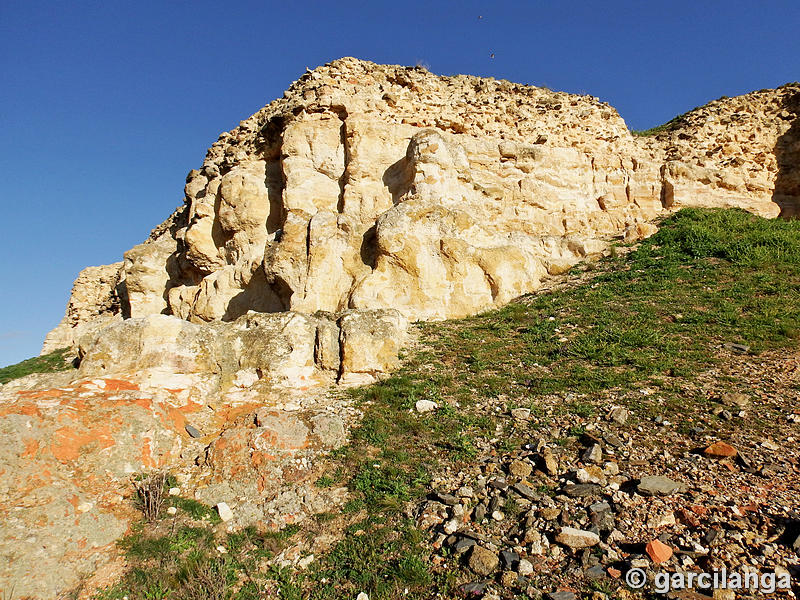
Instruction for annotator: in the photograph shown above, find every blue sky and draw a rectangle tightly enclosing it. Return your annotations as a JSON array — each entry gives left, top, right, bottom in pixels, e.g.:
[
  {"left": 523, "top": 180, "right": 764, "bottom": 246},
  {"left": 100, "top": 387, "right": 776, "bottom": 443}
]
[{"left": 1, "top": 0, "right": 799, "bottom": 367}]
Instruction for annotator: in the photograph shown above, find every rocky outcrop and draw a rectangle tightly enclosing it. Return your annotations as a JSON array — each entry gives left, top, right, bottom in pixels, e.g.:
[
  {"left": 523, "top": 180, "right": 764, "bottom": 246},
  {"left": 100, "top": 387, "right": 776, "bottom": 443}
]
[
  {"left": 75, "top": 309, "right": 407, "bottom": 388},
  {"left": 0, "top": 377, "right": 186, "bottom": 599},
  {"left": 637, "top": 83, "right": 800, "bottom": 217},
  {"left": 44, "top": 60, "right": 800, "bottom": 365},
  {"left": 41, "top": 262, "right": 124, "bottom": 355},
  {"left": 12, "top": 61, "right": 800, "bottom": 599},
  {"left": 0, "top": 372, "right": 354, "bottom": 599}
]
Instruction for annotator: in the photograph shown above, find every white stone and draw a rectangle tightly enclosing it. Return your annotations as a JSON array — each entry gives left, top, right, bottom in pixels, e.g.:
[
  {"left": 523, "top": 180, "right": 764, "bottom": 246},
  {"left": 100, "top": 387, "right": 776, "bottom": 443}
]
[
  {"left": 216, "top": 502, "right": 234, "bottom": 522},
  {"left": 415, "top": 399, "right": 438, "bottom": 413},
  {"left": 233, "top": 369, "right": 259, "bottom": 388},
  {"left": 443, "top": 519, "right": 459, "bottom": 534},
  {"left": 555, "top": 526, "right": 600, "bottom": 549},
  {"left": 511, "top": 408, "right": 531, "bottom": 420},
  {"left": 298, "top": 554, "right": 315, "bottom": 569},
  {"left": 517, "top": 558, "right": 534, "bottom": 576}
]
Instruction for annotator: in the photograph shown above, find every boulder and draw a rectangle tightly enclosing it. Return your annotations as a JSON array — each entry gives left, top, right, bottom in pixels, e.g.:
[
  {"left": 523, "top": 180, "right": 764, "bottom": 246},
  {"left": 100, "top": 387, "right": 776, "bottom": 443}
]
[{"left": 77, "top": 310, "right": 407, "bottom": 387}]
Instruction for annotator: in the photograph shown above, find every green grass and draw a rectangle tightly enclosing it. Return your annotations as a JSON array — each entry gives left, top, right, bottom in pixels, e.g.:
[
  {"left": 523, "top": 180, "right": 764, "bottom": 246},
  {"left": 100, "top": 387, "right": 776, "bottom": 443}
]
[
  {"left": 306, "top": 518, "right": 445, "bottom": 599},
  {"left": 631, "top": 109, "right": 693, "bottom": 137},
  {"left": 423, "top": 208, "right": 800, "bottom": 399},
  {"left": 95, "top": 209, "right": 800, "bottom": 600},
  {"left": 0, "top": 348, "right": 75, "bottom": 384},
  {"left": 296, "top": 208, "right": 800, "bottom": 598},
  {"left": 170, "top": 496, "right": 222, "bottom": 523},
  {"left": 288, "top": 209, "right": 800, "bottom": 598},
  {"left": 100, "top": 509, "right": 295, "bottom": 600}
]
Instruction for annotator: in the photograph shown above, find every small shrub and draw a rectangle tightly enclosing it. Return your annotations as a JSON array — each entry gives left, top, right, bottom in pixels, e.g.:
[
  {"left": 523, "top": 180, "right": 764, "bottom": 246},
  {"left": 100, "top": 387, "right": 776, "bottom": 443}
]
[
  {"left": 631, "top": 109, "right": 693, "bottom": 137},
  {"left": 170, "top": 496, "right": 221, "bottom": 522},
  {"left": 391, "top": 553, "right": 431, "bottom": 586},
  {"left": 177, "top": 558, "right": 231, "bottom": 600},
  {"left": 315, "top": 475, "right": 335, "bottom": 488},
  {"left": 133, "top": 472, "right": 168, "bottom": 522}
]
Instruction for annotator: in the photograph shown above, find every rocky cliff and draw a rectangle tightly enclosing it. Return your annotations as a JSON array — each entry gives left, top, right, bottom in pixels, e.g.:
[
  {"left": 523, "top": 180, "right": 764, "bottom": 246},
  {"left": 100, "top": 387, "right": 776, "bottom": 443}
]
[
  {"left": 42, "top": 59, "right": 799, "bottom": 385},
  {"left": 6, "top": 59, "right": 800, "bottom": 599}
]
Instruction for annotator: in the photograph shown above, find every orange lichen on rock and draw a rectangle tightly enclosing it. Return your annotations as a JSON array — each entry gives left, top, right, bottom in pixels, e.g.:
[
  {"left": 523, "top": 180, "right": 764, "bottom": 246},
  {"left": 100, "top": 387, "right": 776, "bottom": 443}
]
[{"left": 51, "top": 425, "right": 116, "bottom": 462}]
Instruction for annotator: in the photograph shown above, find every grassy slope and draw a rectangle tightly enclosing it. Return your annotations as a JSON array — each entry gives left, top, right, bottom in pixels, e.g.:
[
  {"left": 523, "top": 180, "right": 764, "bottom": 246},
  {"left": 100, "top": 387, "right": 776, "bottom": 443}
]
[
  {"left": 631, "top": 111, "right": 692, "bottom": 137},
  {"left": 0, "top": 348, "right": 74, "bottom": 384},
  {"left": 96, "top": 208, "right": 800, "bottom": 600}
]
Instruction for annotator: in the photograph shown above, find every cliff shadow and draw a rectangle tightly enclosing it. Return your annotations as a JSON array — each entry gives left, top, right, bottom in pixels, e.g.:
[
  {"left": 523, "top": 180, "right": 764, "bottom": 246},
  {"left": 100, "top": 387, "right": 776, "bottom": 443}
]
[
  {"left": 383, "top": 156, "right": 414, "bottom": 205},
  {"left": 259, "top": 115, "right": 287, "bottom": 234},
  {"left": 222, "top": 269, "right": 286, "bottom": 321},
  {"left": 774, "top": 88, "right": 800, "bottom": 218},
  {"left": 359, "top": 225, "right": 377, "bottom": 269}
]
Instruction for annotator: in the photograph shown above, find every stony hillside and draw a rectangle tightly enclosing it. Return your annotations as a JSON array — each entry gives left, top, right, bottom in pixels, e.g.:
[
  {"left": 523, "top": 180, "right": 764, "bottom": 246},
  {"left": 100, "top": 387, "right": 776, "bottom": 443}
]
[
  {"left": 5, "top": 208, "right": 799, "bottom": 600},
  {"left": 1, "top": 59, "right": 799, "bottom": 599}
]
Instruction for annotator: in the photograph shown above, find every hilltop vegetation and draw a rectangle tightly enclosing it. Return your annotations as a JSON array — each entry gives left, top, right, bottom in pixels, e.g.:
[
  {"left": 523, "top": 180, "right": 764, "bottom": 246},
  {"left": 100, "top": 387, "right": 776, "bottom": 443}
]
[{"left": 0, "top": 348, "right": 74, "bottom": 384}]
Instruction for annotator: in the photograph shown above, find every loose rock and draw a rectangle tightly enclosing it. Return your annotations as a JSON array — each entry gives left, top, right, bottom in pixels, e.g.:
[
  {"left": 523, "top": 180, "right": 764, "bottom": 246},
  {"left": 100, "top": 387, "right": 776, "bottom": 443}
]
[
  {"left": 555, "top": 526, "right": 600, "bottom": 549},
  {"left": 216, "top": 502, "right": 234, "bottom": 522},
  {"left": 509, "top": 459, "right": 533, "bottom": 479},
  {"left": 646, "top": 539, "right": 673, "bottom": 564},
  {"left": 468, "top": 545, "right": 500, "bottom": 576},
  {"left": 704, "top": 441, "right": 737, "bottom": 459},
  {"left": 415, "top": 399, "right": 438, "bottom": 413},
  {"left": 637, "top": 475, "right": 682, "bottom": 496},
  {"left": 185, "top": 424, "right": 202, "bottom": 438}
]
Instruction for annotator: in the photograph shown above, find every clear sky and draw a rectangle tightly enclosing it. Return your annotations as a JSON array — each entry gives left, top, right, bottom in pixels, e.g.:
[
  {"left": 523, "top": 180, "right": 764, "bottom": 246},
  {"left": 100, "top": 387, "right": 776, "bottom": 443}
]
[{"left": 1, "top": 0, "right": 799, "bottom": 367}]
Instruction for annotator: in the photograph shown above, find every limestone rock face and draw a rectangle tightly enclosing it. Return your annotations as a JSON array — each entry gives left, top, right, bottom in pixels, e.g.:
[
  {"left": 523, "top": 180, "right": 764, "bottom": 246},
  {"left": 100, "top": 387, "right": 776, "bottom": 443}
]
[
  {"left": 338, "top": 309, "right": 408, "bottom": 384},
  {"left": 77, "top": 309, "right": 407, "bottom": 386},
  {"left": 639, "top": 85, "right": 800, "bottom": 218},
  {"left": 161, "top": 63, "right": 664, "bottom": 324},
  {"left": 41, "top": 262, "right": 125, "bottom": 354},
  {"left": 42, "top": 60, "right": 799, "bottom": 372}
]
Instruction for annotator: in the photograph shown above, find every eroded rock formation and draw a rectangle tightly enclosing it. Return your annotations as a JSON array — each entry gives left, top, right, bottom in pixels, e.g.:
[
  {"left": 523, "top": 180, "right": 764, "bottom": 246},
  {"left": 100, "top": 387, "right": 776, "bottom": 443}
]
[
  {"left": 44, "top": 60, "right": 799, "bottom": 380},
  {"left": 76, "top": 309, "right": 407, "bottom": 388}
]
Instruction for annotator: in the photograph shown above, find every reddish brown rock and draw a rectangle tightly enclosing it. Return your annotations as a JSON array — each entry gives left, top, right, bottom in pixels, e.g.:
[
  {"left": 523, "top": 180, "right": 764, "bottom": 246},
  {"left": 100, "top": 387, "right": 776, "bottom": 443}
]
[
  {"left": 704, "top": 441, "right": 738, "bottom": 459},
  {"left": 676, "top": 508, "right": 701, "bottom": 528},
  {"left": 646, "top": 539, "right": 674, "bottom": 564}
]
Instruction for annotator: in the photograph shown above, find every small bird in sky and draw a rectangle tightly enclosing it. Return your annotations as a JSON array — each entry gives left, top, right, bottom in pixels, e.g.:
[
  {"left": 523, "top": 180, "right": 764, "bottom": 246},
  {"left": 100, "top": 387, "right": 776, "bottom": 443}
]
[{"left": 490, "top": 53, "right": 495, "bottom": 59}]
